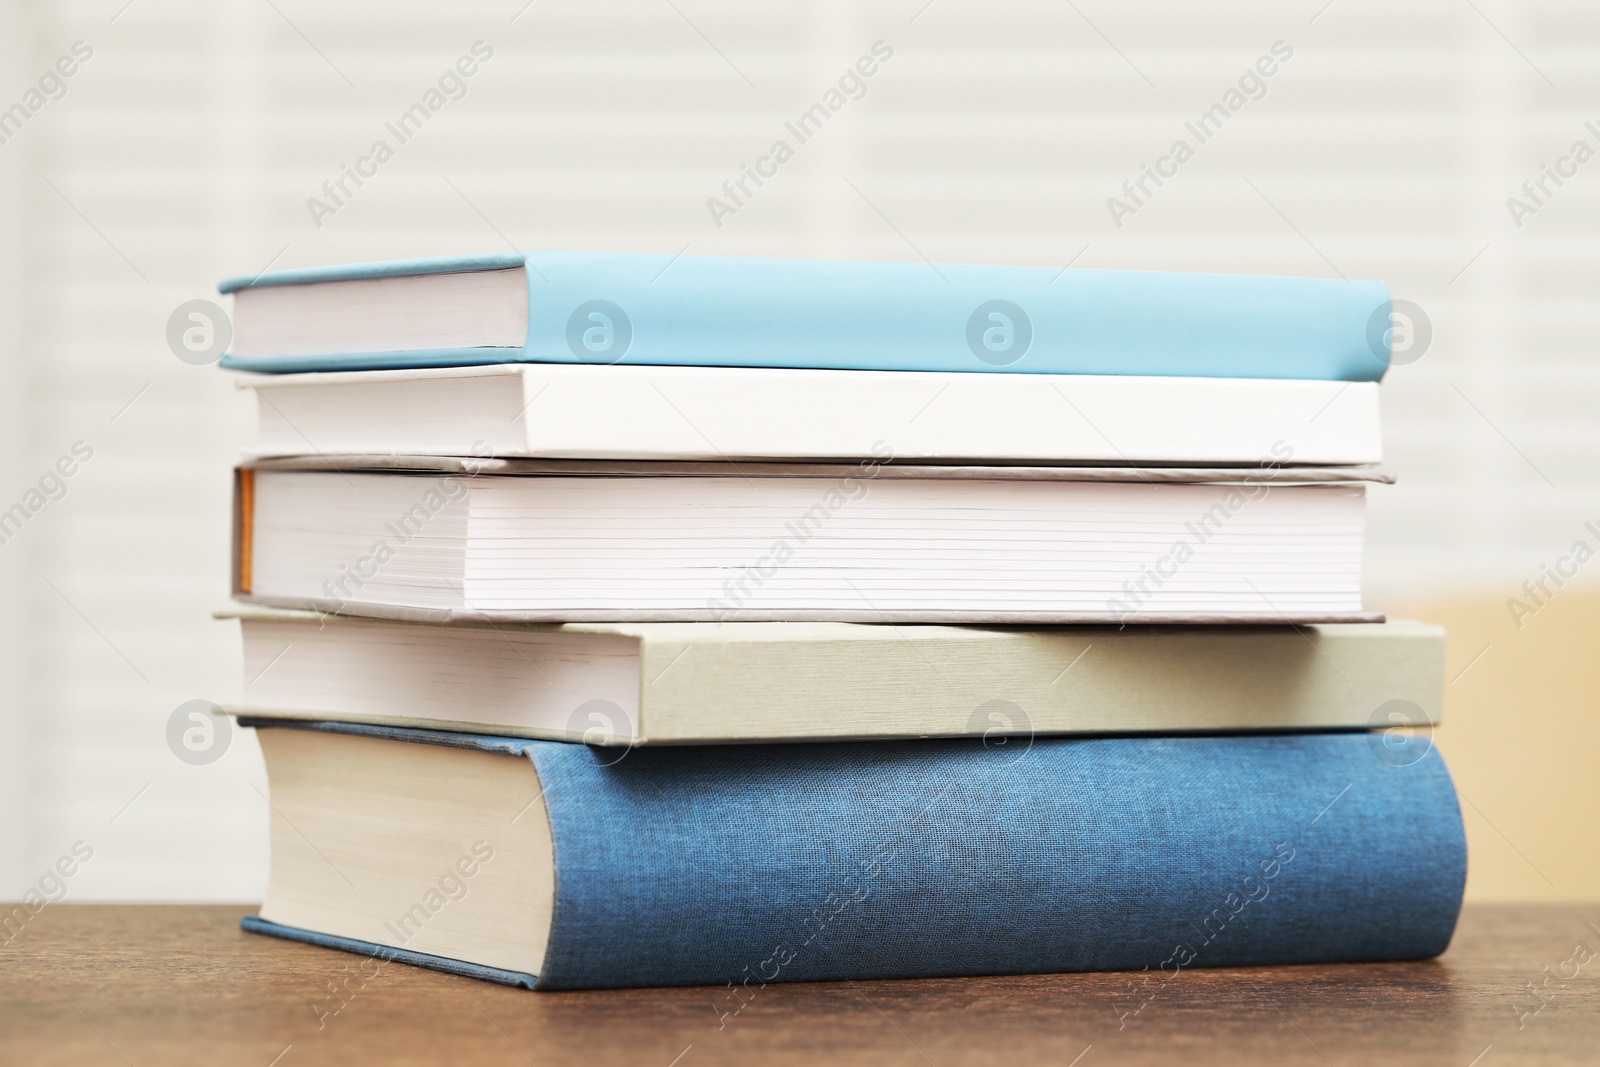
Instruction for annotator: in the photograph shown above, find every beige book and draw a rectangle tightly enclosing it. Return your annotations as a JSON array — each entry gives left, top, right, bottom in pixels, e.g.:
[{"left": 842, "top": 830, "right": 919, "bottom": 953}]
[{"left": 224, "top": 609, "right": 1444, "bottom": 743}]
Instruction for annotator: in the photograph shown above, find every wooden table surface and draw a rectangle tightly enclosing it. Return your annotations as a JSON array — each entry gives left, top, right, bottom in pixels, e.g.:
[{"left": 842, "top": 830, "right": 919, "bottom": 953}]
[{"left": 2, "top": 904, "right": 1597, "bottom": 1065}]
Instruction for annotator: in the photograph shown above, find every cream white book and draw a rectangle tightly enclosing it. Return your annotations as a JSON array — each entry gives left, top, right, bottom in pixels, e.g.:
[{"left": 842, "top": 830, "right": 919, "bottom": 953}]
[
  {"left": 225, "top": 609, "right": 1444, "bottom": 743},
  {"left": 232, "top": 460, "right": 1388, "bottom": 625},
  {"left": 238, "top": 364, "right": 1382, "bottom": 466}
]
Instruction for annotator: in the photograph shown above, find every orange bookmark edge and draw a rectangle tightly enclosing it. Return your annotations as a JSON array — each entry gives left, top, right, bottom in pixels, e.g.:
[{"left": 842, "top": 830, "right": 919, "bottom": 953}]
[{"left": 235, "top": 467, "right": 254, "bottom": 595}]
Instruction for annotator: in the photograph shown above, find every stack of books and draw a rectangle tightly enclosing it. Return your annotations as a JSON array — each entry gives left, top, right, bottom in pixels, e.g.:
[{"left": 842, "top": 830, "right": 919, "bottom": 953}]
[{"left": 217, "top": 251, "right": 1465, "bottom": 993}]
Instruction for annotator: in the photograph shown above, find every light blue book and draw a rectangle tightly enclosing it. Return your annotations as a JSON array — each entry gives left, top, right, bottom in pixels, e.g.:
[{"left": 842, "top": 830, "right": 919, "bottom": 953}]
[
  {"left": 240, "top": 719, "right": 1465, "bottom": 990},
  {"left": 218, "top": 251, "right": 1394, "bottom": 380}
]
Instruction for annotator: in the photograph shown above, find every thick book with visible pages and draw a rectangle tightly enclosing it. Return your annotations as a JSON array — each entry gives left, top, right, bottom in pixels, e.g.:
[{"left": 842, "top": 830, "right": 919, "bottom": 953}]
[
  {"left": 217, "top": 251, "right": 1394, "bottom": 380},
  {"left": 239, "top": 364, "right": 1383, "bottom": 465},
  {"left": 231, "top": 460, "right": 1389, "bottom": 624},
  {"left": 240, "top": 720, "right": 1467, "bottom": 990},
  {"left": 226, "top": 610, "right": 1445, "bottom": 742}
]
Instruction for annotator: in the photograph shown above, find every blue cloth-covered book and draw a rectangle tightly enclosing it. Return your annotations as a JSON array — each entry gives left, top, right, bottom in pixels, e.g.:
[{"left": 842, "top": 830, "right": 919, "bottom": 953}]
[
  {"left": 240, "top": 718, "right": 1465, "bottom": 991},
  {"left": 218, "top": 251, "right": 1394, "bottom": 380}
]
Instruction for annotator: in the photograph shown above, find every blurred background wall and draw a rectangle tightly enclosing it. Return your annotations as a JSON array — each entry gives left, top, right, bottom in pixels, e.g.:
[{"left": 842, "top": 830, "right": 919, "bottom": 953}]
[{"left": 0, "top": 0, "right": 1595, "bottom": 902}]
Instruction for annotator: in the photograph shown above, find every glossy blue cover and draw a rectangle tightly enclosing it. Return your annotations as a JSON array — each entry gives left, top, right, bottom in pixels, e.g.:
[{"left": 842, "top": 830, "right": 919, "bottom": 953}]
[
  {"left": 240, "top": 719, "right": 1465, "bottom": 991},
  {"left": 218, "top": 251, "right": 1393, "bottom": 380}
]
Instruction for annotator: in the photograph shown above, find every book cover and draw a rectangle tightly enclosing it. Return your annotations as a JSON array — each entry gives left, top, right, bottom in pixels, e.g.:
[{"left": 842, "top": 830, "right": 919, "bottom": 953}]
[{"left": 241, "top": 720, "right": 1467, "bottom": 991}]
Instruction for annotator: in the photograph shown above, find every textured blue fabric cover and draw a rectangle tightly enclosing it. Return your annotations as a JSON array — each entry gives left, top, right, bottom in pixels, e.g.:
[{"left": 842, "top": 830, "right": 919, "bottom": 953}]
[
  {"left": 240, "top": 719, "right": 1465, "bottom": 990},
  {"left": 218, "top": 251, "right": 1392, "bottom": 381}
]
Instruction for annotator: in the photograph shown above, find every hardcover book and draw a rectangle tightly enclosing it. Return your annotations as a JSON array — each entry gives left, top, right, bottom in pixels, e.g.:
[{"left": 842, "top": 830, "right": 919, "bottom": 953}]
[
  {"left": 231, "top": 460, "right": 1391, "bottom": 624},
  {"left": 240, "top": 720, "right": 1467, "bottom": 990},
  {"left": 238, "top": 364, "right": 1384, "bottom": 466},
  {"left": 226, "top": 610, "right": 1446, "bottom": 742},
  {"left": 217, "top": 251, "right": 1395, "bottom": 381}
]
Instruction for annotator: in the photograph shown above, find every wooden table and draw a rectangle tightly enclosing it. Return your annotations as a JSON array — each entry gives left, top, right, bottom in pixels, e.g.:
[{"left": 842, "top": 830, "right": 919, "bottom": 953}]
[{"left": 2, "top": 904, "right": 1596, "bottom": 1065}]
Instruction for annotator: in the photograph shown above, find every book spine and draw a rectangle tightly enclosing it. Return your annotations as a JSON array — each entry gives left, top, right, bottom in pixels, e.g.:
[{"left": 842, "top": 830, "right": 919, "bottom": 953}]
[{"left": 528, "top": 733, "right": 1464, "bottom": 989}]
